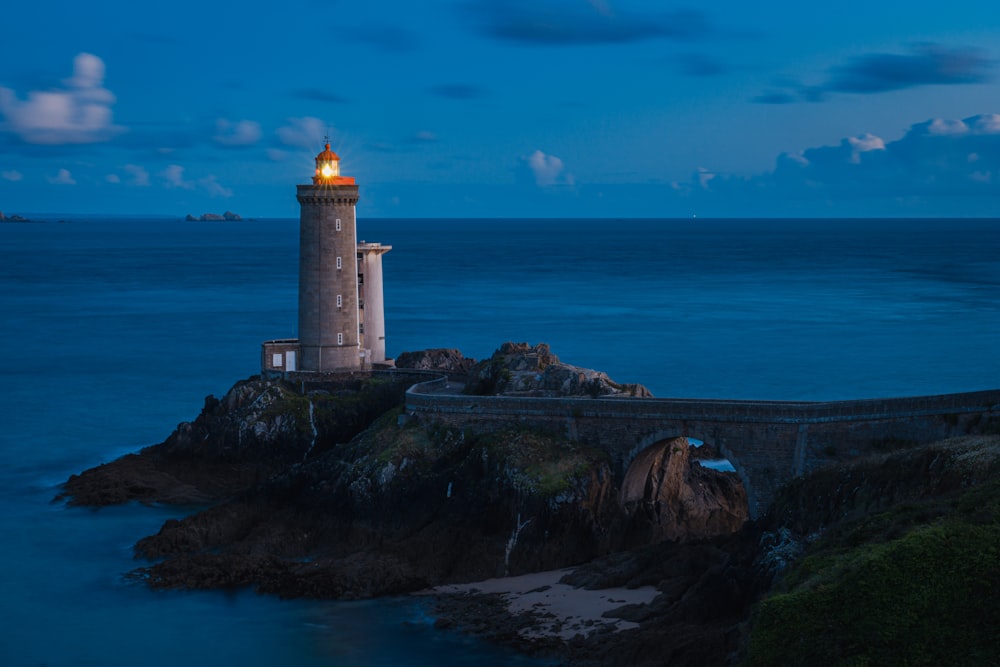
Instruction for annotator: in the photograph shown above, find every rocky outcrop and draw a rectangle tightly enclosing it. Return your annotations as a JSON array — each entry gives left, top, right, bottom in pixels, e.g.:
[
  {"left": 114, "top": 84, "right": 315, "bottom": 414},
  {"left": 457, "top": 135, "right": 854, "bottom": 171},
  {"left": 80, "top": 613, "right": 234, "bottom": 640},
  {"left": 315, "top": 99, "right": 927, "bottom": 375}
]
[
  {"left": 466, "top": 342, "right": 652, "bottom": 397},
  {"left": 621, "top": 437, "right": 748, "bottom": 546},
  {"left": 185, "top": 211, "right": 242, "bottom": 221},
  {"left": 395, "top": 348, "right": 477, "bottom": 375},
  {"left": 129, "top": 413, "right": 627, "bottom": 597},
  {"left": 60, "top": 375, "right": 411, "bottom": 506}
]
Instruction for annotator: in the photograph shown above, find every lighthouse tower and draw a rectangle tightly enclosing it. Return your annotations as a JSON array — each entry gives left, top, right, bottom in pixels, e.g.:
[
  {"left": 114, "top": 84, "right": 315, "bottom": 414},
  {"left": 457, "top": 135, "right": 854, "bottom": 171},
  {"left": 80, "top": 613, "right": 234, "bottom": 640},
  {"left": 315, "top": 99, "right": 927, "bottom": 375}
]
[
  {"left": 261, "top": 139, "right": 392, "bottom": 375},
  {"left": 297, "top": 142, "right": 362, "bottom": 371}
]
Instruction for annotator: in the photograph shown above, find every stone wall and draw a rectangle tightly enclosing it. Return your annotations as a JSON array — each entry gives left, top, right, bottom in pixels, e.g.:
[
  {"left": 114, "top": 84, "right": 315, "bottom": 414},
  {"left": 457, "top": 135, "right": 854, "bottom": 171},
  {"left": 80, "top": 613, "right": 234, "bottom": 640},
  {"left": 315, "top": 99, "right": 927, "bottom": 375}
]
[{"left": 405, "top": 384, "right": 1000, "bottom": 517}]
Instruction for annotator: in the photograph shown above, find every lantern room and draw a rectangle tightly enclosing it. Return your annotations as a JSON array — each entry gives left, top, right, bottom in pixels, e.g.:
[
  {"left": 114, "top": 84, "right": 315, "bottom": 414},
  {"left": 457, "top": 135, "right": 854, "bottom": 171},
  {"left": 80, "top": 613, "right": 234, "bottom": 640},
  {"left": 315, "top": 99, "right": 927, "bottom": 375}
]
[{"left": 312, "top": 141, "right": 356, "bottom": 185}]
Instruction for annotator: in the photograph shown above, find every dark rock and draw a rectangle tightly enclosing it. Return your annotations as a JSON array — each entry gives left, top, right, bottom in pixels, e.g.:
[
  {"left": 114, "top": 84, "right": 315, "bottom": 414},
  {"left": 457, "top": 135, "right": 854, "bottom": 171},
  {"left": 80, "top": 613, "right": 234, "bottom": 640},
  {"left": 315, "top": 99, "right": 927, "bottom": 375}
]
[
  {"left": 395, "top": 348, "right": 477, "bottom": 375},
  {"left": 465, "top": 342, "right": 652, "bottom": 397}
]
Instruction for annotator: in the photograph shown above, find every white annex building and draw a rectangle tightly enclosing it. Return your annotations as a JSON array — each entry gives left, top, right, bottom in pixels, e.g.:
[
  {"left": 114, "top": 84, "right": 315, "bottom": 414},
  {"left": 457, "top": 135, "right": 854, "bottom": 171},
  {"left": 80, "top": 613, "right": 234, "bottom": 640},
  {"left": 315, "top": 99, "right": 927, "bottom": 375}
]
[{"left": 262, "top": 141, "right": 392, "bottom": 374}]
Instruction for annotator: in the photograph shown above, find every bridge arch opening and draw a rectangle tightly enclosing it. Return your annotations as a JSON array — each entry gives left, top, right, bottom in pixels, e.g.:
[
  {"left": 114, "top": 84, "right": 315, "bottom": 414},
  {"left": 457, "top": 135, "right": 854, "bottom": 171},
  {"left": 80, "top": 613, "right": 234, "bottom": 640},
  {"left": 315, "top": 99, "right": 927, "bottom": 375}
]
[{"left": 620, "top": 435, "right": 749, "bottom": 547}]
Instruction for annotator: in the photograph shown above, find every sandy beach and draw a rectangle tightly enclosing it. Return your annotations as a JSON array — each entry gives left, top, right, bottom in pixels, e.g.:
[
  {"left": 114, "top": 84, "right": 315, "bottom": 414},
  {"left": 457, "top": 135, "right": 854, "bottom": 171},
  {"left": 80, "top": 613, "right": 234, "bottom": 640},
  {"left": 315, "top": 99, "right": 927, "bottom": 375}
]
[{"left": 425, "top": 568, "right": 659, "bottom": 640}]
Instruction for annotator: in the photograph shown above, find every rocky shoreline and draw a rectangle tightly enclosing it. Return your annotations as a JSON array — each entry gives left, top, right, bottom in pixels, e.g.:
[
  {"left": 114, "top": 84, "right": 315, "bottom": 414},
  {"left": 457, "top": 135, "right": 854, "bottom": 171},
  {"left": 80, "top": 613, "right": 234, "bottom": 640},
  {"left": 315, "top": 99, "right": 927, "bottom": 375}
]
[{"left": 58, "top": 343, "right": 1000, "bottom": 665}]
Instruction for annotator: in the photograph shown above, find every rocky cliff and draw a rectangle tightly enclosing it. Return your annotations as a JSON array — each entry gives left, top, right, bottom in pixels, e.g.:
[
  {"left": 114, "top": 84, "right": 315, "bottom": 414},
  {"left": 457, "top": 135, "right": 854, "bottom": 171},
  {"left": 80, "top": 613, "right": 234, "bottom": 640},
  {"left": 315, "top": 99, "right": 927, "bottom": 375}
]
[
  {"left": 60, "top": 344, "right": 744, "bottom": 603},
  {"left": 57, "top": 343, "right": 995, "bottom": 665}
]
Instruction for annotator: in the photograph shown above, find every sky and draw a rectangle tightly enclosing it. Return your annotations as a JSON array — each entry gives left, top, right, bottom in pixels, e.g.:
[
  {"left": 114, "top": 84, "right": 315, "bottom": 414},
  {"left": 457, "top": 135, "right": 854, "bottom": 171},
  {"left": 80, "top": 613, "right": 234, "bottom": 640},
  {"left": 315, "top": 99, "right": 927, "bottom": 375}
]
[{"left": 2, "top": 0, "right": 1000, "bottom": 218}]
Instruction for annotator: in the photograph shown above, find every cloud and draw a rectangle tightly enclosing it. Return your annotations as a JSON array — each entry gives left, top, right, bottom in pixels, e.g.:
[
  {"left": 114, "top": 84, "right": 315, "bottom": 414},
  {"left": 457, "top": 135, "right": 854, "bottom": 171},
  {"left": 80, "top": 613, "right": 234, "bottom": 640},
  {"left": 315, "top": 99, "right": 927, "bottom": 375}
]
[
  {"left": 464, "top": 0, "right": 710, "bottom": 45},
  {"left": 292, "top": 89, "right": 349, "bottom": 104},
  {"left": 429, "top": 84, "right": 484, "bottom": 100},
  {"left": 0, "top": 53, "right": 124, "bottom": 144},
  {"left": 160, "top": 164, "right": 232, "bottom": 197},
  {"left": 526, "top": 149, "right": 574, "bottom": 186},
  {"left": 696, "top": 113, "right": 1000, "bottom": 205},
  {"left": 756, "top": 44, "right": 995, "bottom": 104},
  {"left": 124, "top": 164, "right": 150, "bottom": 186},
  {"left": 276, "top": 117, "right": 328, "bottom": 149},
  {"left": 411, "top": 130, "right": 438, "bottom": 143},
  {"left": 826, "top": 44, "right": 993, "bottom": 94},
  {"left": 213, "top": 118, "right": 261, "bottom": 147},
  {"left": 1, "top": 169, "right": 22, "bottom": 182},
  {"left": 47, "top": 168, "right": 76, "bottom": 185},
  {"left": 105, "top": 173, "right": 120, "bottom": 183}
]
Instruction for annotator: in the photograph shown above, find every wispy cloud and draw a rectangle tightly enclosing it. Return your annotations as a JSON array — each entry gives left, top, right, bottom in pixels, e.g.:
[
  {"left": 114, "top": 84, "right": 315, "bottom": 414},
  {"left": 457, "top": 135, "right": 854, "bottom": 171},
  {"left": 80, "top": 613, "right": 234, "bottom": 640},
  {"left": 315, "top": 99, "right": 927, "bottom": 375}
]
[
  {"left": 0, "top": 53, "right": 124, "bottom": 144},
  {"left": 276, "top": 117, "right": 328, "bottom": 149},
  {"left": 1, "top": 169, "right": 22, "bottom": 182},
  {"left": 161, "top": 164, "right": 232, "bottom": 197},
  {"left": 464, "top": 0, "right": 710, "bottom": 45},
  {"left": 213, "top": 118, "right": 261, "bottom": 147},
  {"left": 826, "top": 44, "right": 992, "bottom": 94},
  {"left": 123, "top": 164, "right": 150, "bottom": 186},
  {"left": 47, "top": 168, "right": 76, "bottom": 185},
  {"left": 755, "top": 44, "right": 995, "bottom": 104}
]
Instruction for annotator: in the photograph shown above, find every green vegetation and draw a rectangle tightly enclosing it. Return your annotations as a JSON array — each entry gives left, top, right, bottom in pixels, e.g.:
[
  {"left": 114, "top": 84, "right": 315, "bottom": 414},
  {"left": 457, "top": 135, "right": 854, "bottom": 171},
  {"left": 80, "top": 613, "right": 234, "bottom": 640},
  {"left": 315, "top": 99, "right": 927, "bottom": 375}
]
[
  {"left": 746, "top": 439, "right": 1000, "bottom": 666},
  {"left": 480, "top": 430, "right": 608, "bottom": 497}
]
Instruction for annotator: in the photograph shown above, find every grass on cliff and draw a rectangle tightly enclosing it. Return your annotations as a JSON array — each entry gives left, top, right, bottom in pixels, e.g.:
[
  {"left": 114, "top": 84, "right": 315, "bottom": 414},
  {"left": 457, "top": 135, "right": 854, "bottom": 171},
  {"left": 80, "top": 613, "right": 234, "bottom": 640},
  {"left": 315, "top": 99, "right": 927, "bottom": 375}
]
[
  {"left": 746, "top": 437, "right": 1000, "bottom": 667},
  {"left": 480, "top": 430, "right": 609, "bottom": 497},
  {"left": 349, "top": 414, "right": 609, "bottom": 498}
]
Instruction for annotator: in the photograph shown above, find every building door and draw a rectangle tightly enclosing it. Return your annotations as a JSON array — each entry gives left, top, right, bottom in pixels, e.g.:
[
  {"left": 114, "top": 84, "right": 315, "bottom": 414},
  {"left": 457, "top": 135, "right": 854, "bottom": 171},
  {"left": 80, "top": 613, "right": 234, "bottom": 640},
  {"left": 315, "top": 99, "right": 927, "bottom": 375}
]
[{"left": 286, "top": 350, "right": 297, "bottom": 372}]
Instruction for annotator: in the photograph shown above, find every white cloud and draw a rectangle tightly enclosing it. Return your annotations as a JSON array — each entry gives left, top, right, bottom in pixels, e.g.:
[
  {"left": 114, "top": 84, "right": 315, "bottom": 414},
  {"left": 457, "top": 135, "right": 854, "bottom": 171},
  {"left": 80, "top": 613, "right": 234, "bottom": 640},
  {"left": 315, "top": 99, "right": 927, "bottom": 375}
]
[
  {"left": 198, "top": 174, "right": 233, "bottom": 198},
  {"left": 162, "top": 164, "right": 189, "bottom": 188},
  {"left": 527, "top": 149, "right": 574, "bottom": 186},
  {"left": 105, "top": 173, "right": 121, "bottom": 183},
  {"left": 266, "top": 148, "right": 289, "bottom": 162},
  {"left": 160, "top": 164, "right": 232, "bottom": 197},
  {"left": 970, "top": 114, "right": 1000, "bottom": 134},
  {"left": 1, "top": 169, "right": 22, "bottom": 182},
  {"left": 0, "top": 53, "right": 123, "bottom": 145},
  {"left": 696, "top": 166, "right": 716, "bottom": 188},
  {"left": 47, "top": 168, "right": 76, "bottom": 185},
  {"left": 276, "top": 117, "right": 327, "bottom": 149},
  {"left": 846, "top": 132, "right": 886, "bottom": 163},
  {"left": 711, "top": 113, "right": 1000, "bottom": 207},
  {"left": 124, "top": 164, "right": 150, "bottom": 186},
  {"left": 213, "top": 118, "right": 262, "bottom": 146},
  {"left": 926, "top": 119, "right": 968, "bottom": 136}
]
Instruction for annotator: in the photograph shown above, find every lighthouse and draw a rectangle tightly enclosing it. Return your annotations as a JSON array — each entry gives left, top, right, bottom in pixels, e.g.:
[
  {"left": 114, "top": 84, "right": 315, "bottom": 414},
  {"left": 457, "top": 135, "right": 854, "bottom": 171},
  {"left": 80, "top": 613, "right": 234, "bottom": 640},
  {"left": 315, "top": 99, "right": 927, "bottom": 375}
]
[{"left": 261, "top": 139, "right": 392, "bottom": 375}]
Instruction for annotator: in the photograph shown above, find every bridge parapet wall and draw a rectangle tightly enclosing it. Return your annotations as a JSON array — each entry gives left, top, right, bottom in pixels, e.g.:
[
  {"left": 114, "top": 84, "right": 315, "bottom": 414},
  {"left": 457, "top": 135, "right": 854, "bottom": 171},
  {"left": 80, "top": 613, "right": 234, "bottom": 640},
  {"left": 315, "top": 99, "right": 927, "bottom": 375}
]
[{"left": 404, "top": 385, "right": 1000, "bottom": 517}]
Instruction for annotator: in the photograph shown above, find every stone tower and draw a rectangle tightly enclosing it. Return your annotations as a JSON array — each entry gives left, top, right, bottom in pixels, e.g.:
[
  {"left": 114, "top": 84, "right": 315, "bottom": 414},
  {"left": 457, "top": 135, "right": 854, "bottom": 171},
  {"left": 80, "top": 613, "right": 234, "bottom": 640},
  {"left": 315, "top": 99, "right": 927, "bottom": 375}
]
[
  {"left": 297, "top": 142, "right": 363, "bottom": 371},
  {"left": 261, "top": 139, "right": 391, "bottom": 375}
]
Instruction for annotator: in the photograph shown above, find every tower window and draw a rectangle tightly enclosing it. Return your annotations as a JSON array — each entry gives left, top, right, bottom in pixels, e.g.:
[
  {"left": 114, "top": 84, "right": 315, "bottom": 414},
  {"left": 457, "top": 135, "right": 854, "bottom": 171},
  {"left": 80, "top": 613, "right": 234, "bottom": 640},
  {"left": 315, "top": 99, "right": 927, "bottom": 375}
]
[
  {"left": 336, "top": 256, "right": 342, "bottom": 270},
  {"left": 336, "top": 218, "right": 342, "bottom": 231},
  {"left": 336, "top": 294, "right": 342, "bottom": 308},
  {"left": 337, "top": 332, "right": 344, "bottom": 345}
]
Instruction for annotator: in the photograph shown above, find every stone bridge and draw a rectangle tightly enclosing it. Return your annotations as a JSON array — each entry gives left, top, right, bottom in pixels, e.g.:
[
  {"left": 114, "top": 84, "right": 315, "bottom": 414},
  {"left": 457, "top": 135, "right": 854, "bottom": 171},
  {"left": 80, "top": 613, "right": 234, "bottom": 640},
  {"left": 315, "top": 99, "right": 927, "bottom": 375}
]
[{"left": 404, "top": 381, "right": 1000, "bottom": 518}]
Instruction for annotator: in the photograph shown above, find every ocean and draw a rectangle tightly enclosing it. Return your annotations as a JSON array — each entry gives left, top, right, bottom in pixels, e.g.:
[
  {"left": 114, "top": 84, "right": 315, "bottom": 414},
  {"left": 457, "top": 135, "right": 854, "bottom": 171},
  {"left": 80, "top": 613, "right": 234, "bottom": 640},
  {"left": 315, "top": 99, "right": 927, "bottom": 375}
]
[{"left": 1, "top": 217, "right": 997, "bottom": 665}]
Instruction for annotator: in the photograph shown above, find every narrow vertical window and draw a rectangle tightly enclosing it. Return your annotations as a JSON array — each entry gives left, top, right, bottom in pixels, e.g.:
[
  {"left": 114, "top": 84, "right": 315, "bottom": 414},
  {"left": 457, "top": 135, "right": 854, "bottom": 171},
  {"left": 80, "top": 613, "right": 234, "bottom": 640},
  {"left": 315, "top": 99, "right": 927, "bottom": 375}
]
[
  {"left": 336, "top": 218, "right": 342, "bottom": 231},
  {"left": 336, "top": 256, "right": 342, "bottom": 270},
  {"left": 336, "top": 294, "right": 342, "bottom": 308},
  {"left": 337, "top": 332, "right": 344, "bottom": 345}
]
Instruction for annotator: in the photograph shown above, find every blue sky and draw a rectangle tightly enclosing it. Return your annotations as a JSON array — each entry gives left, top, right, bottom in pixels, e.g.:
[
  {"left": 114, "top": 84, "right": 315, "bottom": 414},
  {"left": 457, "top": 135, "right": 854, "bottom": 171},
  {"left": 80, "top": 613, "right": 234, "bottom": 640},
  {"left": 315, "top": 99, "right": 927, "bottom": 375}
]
[{"left": 2, "top": 0, "right": 1000, "bottom": 218}]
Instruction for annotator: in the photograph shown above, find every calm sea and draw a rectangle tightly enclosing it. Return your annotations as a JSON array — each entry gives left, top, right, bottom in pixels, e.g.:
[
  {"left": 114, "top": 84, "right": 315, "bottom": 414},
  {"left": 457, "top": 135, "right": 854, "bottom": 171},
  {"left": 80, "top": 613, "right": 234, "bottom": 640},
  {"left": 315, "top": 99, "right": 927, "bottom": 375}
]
[{"left": 1, "top": 217, "right": 997, "bottom": 665}]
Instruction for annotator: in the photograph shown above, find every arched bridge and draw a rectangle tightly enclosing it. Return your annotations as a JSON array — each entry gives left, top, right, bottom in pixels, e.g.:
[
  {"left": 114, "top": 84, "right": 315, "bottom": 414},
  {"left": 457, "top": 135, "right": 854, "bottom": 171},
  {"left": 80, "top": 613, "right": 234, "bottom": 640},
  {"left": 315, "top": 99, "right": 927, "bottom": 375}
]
[{"left": 404, "top": 381, "right": 1000, "bottom": 518}]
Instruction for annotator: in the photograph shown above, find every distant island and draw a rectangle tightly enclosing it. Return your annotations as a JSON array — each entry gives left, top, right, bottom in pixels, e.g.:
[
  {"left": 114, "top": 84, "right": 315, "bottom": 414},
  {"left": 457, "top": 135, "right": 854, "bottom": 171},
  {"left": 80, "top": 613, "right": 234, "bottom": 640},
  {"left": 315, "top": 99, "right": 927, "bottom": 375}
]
[
  {"left": 185, "top": 211, "right": 242, "bottom": 221},
  {"left": 0, "top": 210, "right": 32, "bottom": 222}
]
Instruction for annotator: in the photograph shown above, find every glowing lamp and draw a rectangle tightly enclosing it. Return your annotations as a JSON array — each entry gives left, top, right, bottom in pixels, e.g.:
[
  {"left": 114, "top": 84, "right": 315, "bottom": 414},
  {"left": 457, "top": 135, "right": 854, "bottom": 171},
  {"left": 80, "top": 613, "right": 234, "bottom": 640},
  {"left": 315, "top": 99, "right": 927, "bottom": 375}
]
[{"left": 313, "top": 142, "right": 341, "bottom": 184}]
